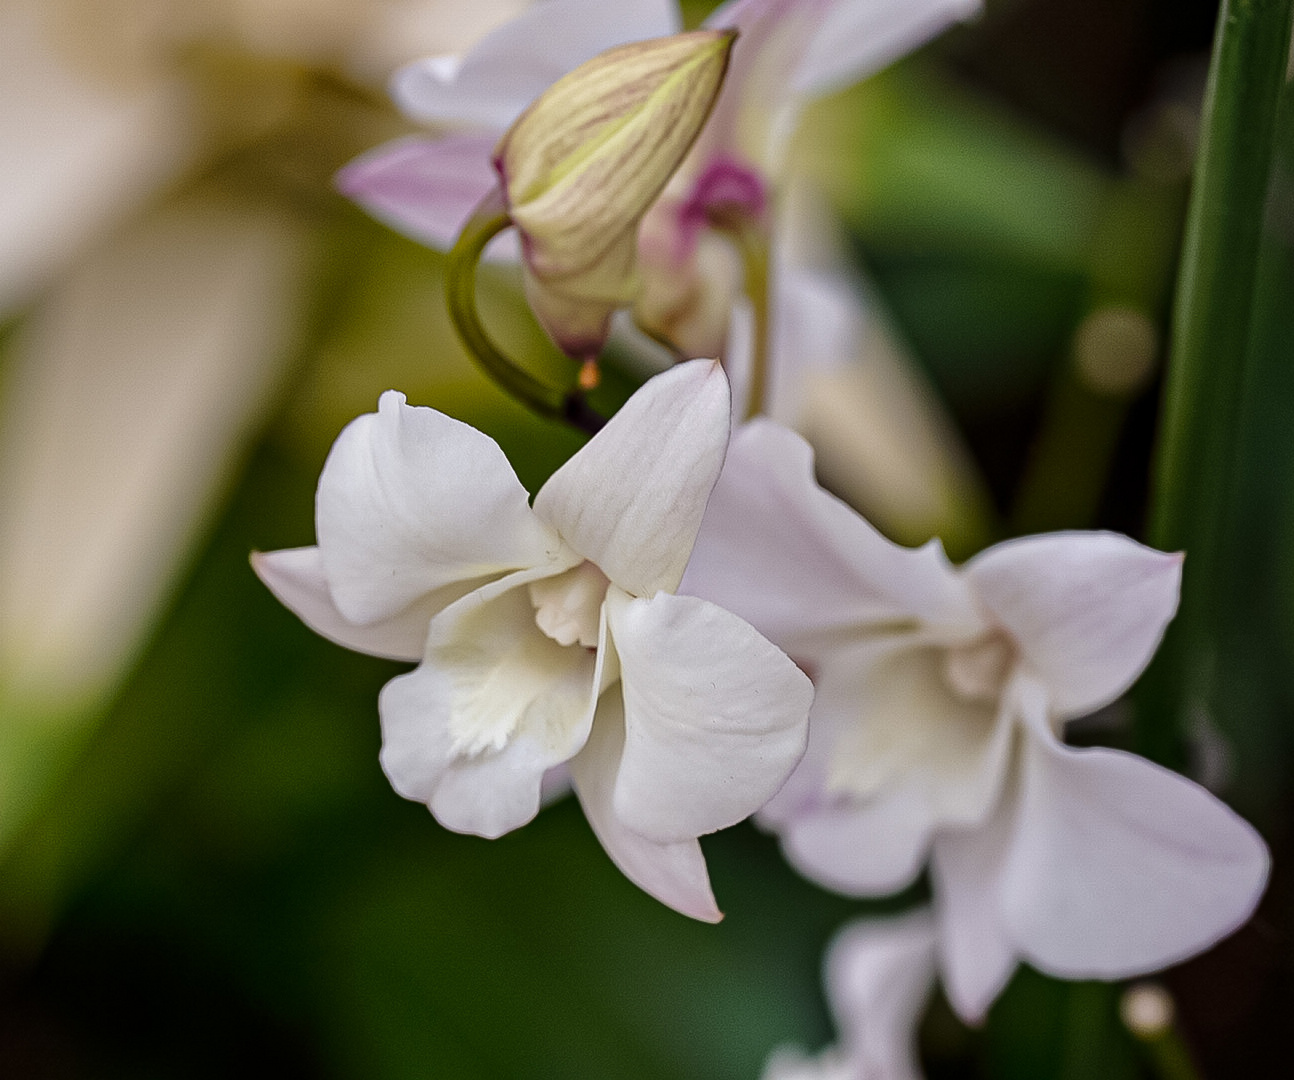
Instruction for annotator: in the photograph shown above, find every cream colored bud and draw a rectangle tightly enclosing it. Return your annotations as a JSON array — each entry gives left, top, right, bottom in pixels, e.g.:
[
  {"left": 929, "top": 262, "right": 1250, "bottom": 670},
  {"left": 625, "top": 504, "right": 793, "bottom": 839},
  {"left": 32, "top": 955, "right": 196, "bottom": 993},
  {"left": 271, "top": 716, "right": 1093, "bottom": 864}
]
[{"left": 494, "top": 29, "right": 734, "bottom": 356}]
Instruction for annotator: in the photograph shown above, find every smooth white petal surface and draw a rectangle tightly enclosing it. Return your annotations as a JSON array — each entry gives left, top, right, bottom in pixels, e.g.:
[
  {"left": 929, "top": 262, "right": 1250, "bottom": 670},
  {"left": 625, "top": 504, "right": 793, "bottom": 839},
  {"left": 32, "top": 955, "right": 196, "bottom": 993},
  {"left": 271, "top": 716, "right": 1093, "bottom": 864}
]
[
  {"left": 963, "top": 532, "right": 1182, "bottom": 718},
  {"left": 606, "top": 588, "right": 812, "bottom": 843},
  {"left": 534, "top": 358, "right": 731, "bottom": 597},
  {"left": 0, "top": 195, "right": 307, "bottom": 709},
  {"left": 392, "top": 0, "right": 680, "bottom": 129},
  {"left": 827, "top": 910, "right": 937, "bottom": 1080},
  {"left": 570, "top": 691, "right": 722, "bottom": 922},
  {"left": 930, "top": 798, "right": 1021, "bottom": 1025},
  {"left": 336, "top": 134, "right": 503, "bottom": 251},
  {"left": 379, "top": 574, "right": 598, "bottom": 838},
  {"left": 1001, "top": 725, "right": 1270, "bottom": 980},
  {"left": 317, "top": 390, "right": 570, "bottom": 625},
  {"left": 681, "top": 421, "right": 982, "bottom": 656},
  {"left": 252, "top": 546, "right": 480, "bottom": 662},
  {"left": 779, "top": 790, "right": 936, "bottom": 898}
]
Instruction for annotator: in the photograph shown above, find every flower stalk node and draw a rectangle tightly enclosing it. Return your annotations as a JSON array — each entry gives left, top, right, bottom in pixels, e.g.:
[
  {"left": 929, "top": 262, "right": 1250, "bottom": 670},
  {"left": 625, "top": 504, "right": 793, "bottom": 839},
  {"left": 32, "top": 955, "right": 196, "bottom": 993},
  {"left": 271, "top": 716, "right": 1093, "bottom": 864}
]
[{"left": 446, "top": 189, "right": 606, "bottom": 434}]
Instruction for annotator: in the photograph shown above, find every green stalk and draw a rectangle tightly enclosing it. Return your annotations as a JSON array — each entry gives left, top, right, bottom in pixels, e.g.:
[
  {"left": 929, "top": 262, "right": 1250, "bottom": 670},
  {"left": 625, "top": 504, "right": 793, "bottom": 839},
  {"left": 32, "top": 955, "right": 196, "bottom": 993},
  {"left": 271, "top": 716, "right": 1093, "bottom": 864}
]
[
  {"left": 1137, "top": 0, "right": 1294, "bottom": 766},
  {"left": 446, "top": 190, "right": 604, "bottom": 433}
]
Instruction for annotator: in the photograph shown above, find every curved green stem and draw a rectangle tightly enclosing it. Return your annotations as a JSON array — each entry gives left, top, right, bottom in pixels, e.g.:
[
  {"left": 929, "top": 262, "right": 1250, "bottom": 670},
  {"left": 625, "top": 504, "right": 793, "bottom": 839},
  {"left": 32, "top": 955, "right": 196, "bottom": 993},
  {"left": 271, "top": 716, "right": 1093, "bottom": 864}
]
[{"left": 446, "top": 189, "right": 605, "bottom": 434}]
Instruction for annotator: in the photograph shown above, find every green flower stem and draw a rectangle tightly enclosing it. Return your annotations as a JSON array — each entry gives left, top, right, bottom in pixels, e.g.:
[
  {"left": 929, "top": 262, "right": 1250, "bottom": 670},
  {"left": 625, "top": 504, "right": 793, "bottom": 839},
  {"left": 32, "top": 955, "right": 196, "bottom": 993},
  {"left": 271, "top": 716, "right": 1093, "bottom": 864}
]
[
  {"left": 1010, "top": 372, "right": 1132, "bottom": 534},
  {"left": 1137, "top": 0, "right": 1294, "bottom": 767},
  {"left": 1141, "top": 1029, "right": 1205, "bottom": 1080},
  {"left": 742, "top": 234, "right": 772, "bottom": 423},
  {"left": 446, "top": 190, "right": 605, "bottom": 434},
  {"left": 716, "top": 218, "right": 772, "bottom": 421}
]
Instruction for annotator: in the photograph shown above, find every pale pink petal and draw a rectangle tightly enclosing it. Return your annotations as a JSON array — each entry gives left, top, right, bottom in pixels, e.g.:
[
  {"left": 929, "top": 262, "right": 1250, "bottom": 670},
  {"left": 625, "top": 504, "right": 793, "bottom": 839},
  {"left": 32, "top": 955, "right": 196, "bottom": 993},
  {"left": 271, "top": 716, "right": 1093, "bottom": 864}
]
[
  {"left": 534, "top": 358, "right": 730, "bottom": 597},
  {"left": 1000, "top": 725, "right": 1270, "bottom": 980},
  {"left": 827, "top": 909, "right": 937, "bottom": 1080},
  {"left": 605, "top": 587, "right": 812, "bottom": 843},
  {"left": 378, "top": 573, "right": 598, "bottom": 838},
  {"left": 681, "top": 421, "right": 982, "bottom": 657},
  {"left": 392, "top": 0, "right": 681, "bottom": 129},
  {"left": 569, "top": 690, "right": 722, "bottom": 922},
  {"left": 336, "top": 134, "right": 502, "bottom": 250},
  {"left": 962, "top": 532, "right": 1182, "bottom": 718},
  {"left": 317, "top": 390, "right": 570, "bottom": 625},
  {"left": 251, "top": 546, "right": 479, "bottom": 661}
]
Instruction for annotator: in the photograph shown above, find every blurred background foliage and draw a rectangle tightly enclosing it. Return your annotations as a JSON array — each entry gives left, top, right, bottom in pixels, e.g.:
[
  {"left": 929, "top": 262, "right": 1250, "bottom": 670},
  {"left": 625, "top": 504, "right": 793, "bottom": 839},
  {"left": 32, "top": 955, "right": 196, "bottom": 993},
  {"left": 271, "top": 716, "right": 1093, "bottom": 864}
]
[{"left": 1, "top": 0, "right": 1291, "bottom": 1075}]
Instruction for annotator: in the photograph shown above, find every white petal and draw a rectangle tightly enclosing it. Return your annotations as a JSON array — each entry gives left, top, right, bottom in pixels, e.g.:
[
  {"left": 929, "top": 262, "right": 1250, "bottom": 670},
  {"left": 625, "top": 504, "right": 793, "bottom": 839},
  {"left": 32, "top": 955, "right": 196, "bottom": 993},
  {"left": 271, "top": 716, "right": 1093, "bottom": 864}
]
[
  {"left": 930, "top": 800, "right": 1021, "bottom": 1025},
  {"left": 681, "top": 420, "right": 982, "bottom": 658},
  {"left": 391, "top": 0, "right": 681, "bottom": 130},
  {"left": 772, "top": 641, "right": 1013, "bottom": 895},
  {"left": 336, "top": 134, "right": 502, "bottom": 251},
  {"left": 761, "top": 1046, "right": 853, "bottom": 1080},
  {"left": 1000, "top": 726, "right": 1270, "bottom": 981},
  {"left": 791, "top": 0, "right": 982, "bottom": 98},
  {"left": 779, "top": 790, "right": 936, "bottom": 898},
  {"left": 605, "top": 588, "right": 811, "bottom": 843},
  {"left": 251, "top": 546, "right": 477, "bottom": 661},
  {"left": 828, "top": 643, "right": 1012, "bottom": 822},
  {"left": 0, "top": 195, "right": 308, "bottom": 709},
  {"left": 378, "top": 573, "right": 599, "bottom": 838},
  {"left": 317, "top": 390, "right": 569, "bottom": 625},
  {"left": 569, "top": 690, "right": 722, "bottom": 922},
  {"left": 534, "top": 358, "right": 731, "bottom": 597},
  {"left": 963, "top": 532, "right": 1182, "bottom": 718},
  {"left": 827, "top": 909, "right": 937, "bottom": 1080}
]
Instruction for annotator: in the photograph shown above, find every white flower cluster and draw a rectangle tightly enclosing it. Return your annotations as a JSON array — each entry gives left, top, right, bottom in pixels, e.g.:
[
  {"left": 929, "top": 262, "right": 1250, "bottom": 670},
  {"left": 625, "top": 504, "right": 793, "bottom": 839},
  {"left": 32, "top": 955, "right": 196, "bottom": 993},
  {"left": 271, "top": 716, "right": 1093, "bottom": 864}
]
[{"left": 253, "top": 1, "right": 1270, "bottom": 1076}]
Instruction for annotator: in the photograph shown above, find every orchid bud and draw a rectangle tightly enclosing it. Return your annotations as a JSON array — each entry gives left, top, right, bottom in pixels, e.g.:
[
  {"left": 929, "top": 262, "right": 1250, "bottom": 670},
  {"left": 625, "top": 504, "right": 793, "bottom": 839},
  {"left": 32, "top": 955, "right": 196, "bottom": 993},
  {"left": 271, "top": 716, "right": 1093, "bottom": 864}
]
[{"left": 493, "top": 29, "right": 734, "bottom": 357}]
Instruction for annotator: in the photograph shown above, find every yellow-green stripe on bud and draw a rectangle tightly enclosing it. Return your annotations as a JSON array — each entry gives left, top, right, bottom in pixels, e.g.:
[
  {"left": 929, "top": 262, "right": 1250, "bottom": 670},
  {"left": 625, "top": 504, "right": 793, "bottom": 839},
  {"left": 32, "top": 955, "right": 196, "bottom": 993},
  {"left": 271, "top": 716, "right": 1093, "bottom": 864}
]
[{"left": 494, "top": 29, "right": 735, "bottom": 357}]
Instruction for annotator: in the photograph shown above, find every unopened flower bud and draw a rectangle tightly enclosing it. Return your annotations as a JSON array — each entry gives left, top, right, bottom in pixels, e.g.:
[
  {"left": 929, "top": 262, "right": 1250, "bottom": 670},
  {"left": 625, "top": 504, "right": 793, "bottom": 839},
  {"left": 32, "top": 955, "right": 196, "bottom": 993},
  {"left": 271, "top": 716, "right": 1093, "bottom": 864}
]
[{"left": 493, "top": 29, "right": 735, "bottom": 357}]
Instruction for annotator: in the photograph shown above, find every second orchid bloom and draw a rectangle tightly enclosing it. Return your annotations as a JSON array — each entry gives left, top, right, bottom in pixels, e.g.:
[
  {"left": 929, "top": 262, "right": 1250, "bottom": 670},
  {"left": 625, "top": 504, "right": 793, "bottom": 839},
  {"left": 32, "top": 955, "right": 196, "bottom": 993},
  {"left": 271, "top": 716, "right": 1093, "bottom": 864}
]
[
  {"left": 254, "top": 359, "right": 812, "bottom": 921},
  {"left": 683, "top": 421, "right": 1269, "bottom": 1022}
]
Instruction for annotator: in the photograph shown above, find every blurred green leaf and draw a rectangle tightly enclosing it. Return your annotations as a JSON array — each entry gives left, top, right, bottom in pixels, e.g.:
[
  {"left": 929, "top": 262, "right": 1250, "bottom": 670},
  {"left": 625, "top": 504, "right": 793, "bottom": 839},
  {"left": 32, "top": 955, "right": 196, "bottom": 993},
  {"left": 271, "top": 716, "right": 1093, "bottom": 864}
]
[{"left": 1138, "top": 0, "right": 1294, "bottom": 778}]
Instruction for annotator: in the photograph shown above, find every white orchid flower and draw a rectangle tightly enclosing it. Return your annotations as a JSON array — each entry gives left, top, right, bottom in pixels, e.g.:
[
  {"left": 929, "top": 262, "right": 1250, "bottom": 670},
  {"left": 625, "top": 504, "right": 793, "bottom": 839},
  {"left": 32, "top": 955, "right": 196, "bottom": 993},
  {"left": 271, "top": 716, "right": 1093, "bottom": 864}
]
[
  {"left": 254, "top": 359, "right": 812, "bottom": 920},
  {"left": 763, "top": 909, "right": 938, "bottom": 1080},
  {"left": 339, "top": 0, "right": 980, "bottom": 356},
  {"left": 682, "top": 420, "right": 1269, "bottom": 1020}
]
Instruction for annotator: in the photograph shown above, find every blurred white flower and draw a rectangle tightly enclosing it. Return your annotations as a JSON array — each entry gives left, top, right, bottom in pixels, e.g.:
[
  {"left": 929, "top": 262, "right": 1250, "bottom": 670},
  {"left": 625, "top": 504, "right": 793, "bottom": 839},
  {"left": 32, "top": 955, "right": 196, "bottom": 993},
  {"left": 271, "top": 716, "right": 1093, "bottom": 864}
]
[
  {"left": 0, "top": 0, "right": 526, "bottom": 849},
  {"left": 763, "top": 910, "right": 937, "bottom": 1080},
  {"left": 255, "top": 359, "right": 811, "bottom": 919},
  {"left": 720, "top": 180, "right": 992, "bottom": 546},
  {"left": 683, "top": 420, "right": 1270, "bottom": 1022},
  {"left": 0, "top": 0, "right": 527, "bottom": 315}
]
